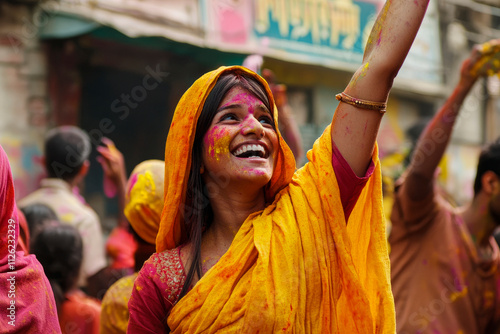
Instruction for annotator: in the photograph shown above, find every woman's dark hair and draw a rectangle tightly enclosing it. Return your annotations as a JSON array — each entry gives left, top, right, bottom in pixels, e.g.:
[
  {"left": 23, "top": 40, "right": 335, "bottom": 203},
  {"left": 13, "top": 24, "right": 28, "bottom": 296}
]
[
  {"left": 31, "top": 224, "right": 83, "bottom": 313},
  {"left": 473, "top": 137, "right": 500, "bottom": 196},
  {"left": 178, "top": 70, "right": 272, "bottom": 299},
  {"left": 20, "top": 203, "right": 59, "bottom": 247}
]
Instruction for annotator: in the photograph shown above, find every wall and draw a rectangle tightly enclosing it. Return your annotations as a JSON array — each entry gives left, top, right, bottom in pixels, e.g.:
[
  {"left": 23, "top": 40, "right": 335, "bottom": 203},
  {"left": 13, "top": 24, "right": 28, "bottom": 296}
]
[{"left": 0, "top": 3, "right": 49, "bottom": 200}]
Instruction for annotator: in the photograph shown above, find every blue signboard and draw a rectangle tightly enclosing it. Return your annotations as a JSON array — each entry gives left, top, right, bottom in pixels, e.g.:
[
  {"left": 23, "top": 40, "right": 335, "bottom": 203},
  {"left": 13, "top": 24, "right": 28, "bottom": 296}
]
[{"left": 253, "top": 0, "right": 378, "bottom": 64}]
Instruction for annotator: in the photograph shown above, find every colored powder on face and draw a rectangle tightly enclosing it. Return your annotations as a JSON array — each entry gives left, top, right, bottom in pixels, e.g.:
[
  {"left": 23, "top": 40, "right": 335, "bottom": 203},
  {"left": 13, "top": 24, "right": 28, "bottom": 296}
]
[
  {"left": 206, "top": 127, "right": 231, "bottom": 162},
  {"left": 220, "top": 91, "right": 261, "bottom": 115},
  {"left": 243, "top": 168, "right": 265, "bottom": 176}
]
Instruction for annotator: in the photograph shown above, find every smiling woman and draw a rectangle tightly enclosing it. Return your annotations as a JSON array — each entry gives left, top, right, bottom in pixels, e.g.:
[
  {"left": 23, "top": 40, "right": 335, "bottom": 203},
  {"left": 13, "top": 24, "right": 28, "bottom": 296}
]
[
  {"left": 180, "top": 73, "right": 281, "bottom": 300},
  {"left": 127, "top": 0, "right": 431, "bottom": 332}
]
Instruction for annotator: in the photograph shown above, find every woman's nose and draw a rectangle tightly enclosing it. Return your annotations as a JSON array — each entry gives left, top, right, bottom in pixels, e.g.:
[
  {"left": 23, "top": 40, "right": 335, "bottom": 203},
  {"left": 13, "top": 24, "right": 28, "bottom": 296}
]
[{"left": 241, "top": 116, "right": 265, "bottom": 138}]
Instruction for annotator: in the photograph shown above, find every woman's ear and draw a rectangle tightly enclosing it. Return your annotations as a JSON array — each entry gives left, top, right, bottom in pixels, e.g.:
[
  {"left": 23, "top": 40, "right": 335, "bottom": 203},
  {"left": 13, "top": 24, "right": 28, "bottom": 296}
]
[{"left": 481, "top": 171, "right": 499, "bottom": 195}]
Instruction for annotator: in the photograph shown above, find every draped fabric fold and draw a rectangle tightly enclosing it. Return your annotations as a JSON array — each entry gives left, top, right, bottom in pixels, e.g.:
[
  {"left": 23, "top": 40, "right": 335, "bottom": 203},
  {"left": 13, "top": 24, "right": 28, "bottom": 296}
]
[
  {"left": 155, "top": 66, "right": 395, "bottom": 333},
  {"left": 0, "top": 145, "right": 61, "bottom": 333}
]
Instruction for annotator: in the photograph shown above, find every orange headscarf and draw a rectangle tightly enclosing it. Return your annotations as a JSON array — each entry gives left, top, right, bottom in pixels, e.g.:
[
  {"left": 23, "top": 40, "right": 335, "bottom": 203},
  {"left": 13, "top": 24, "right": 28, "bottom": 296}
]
[{"left": 156, "top": 66, "right": 395, "bottom": 333}]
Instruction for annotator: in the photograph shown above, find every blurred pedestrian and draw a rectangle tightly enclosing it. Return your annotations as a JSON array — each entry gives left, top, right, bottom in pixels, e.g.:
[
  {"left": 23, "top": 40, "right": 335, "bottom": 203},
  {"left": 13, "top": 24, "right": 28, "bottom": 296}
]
[
  {"left": 18, "top": 126, "right": 129, "bottom": 299},
  {"left": 32, "top": 224, "right": 101, "bottom": 334},
  {"left": 262, "top": 68, "right": 304, "bottom": 164},
  {"left": 100, "top": 160, "right": 164, "bottom": 334},
  {"left": 98, "top": 137, "right": 137, "bottom": 277},
  {"left": 389, "top": 39, "right": 500, "bottom": 333},
  {"left": 20, "top": 202, "right": 59, "bottom": 250},
  {"left": 0, "top": 145, "right": 61, "bottom": 333}
]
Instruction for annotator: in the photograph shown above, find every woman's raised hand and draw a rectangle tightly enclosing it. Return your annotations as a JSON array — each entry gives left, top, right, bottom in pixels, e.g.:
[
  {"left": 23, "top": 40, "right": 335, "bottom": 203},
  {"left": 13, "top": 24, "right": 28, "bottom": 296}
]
[{"left": 331, "top": 0, "right": 431, "bottom": 176}]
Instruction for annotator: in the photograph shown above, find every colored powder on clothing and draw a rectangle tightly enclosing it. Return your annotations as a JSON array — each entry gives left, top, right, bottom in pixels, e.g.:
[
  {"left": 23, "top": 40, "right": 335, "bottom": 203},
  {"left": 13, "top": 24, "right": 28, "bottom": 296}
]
[{"left": 124, "top": 160, "right": 164, "bottom": 245}]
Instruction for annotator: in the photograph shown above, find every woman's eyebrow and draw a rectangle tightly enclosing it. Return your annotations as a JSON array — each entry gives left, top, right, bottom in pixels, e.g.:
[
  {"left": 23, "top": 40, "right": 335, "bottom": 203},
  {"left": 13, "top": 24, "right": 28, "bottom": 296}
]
[
  {"left": 258, "top": 104, "right": 272, "bottom": 116},
  {"left": 217, "top": 103, "right": 243, "bottom": 113}
]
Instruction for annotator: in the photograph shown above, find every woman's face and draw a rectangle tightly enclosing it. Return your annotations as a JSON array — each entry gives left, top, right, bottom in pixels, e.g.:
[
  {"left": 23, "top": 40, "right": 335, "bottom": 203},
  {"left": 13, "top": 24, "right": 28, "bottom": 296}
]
[{"left": 201, "top": 86, "right": 278, "bottom": 189}]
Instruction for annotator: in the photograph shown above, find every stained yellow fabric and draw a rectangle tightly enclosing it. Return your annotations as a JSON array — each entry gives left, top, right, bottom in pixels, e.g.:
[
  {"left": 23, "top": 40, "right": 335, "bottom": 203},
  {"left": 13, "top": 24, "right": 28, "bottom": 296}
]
[
  {"left": 125, "top": 160, "right": 164, "bottom": 244},
  {"left": 156, "top": 66, "right": 395, "bottom": 333},
  {"left": 100, "top": 273, "right": 138, "bottom": 334}
]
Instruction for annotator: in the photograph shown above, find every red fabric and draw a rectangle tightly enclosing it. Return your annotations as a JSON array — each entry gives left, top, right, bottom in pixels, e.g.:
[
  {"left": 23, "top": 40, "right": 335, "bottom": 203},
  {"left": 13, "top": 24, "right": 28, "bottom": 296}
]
[
  {"left": 16, "top": 209, "right": 30, "bottom": 254},
  {"left": 59, "top": 290, "right": 101, "bottom": 334},
  {"left": 128, "top": 247, "right": 186, "bottom": 333},
  {"left": 0, "top": 145, "right": 61, "bottom": 333},
  {"left": 332, "top": 142, "right": 374, "bottom": 221},
  {"left": 106, "top": 226, "right": 137, "bottom": 270}
]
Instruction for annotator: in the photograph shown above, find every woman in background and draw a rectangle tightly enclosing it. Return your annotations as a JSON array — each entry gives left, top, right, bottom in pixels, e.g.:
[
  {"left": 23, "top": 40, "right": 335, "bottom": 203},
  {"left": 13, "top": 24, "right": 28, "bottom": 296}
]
[
  {"left": 20, "top": 202, "right": 59, "bottom": 250},
  {"left": 32, "top": 224, "right": 100, "bottom": 333}
]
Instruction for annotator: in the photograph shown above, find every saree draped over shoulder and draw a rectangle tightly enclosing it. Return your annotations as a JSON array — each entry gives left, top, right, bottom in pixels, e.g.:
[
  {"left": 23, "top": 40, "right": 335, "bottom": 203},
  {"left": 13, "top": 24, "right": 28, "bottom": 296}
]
[
  {"left": 0, "top": 145, "right": 61, "bottom": 334},
  {"left": 155, "top": 66, "right": 395, "bottom": 333}
]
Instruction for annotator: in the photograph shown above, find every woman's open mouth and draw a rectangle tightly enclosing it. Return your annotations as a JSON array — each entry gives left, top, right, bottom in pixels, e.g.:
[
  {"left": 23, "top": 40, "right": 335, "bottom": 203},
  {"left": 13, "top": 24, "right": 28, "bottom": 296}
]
[{"left": 232, "top": 143, "right": 269, "bottom": 159}]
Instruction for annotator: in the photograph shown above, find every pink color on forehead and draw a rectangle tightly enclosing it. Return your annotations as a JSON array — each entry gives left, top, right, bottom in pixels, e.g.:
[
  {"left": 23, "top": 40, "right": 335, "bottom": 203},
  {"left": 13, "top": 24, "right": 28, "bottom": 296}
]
[{"left": 219, "top": 91, "right": 263, "bottom": 114}]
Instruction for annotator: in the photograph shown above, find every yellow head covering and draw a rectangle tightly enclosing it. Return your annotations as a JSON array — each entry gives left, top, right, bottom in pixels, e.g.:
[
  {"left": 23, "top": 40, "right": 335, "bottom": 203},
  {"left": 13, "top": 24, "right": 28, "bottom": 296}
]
[
  {"left": 125, "top": 160, "right": 164, "bottom": 245},
  {"left": 156, "top": 66, "right": 395, "bottom": 333}
]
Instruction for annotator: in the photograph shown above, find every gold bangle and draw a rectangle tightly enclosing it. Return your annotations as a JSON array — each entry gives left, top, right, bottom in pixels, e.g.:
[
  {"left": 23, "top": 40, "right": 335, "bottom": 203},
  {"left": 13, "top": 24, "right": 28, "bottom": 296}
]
[{"left": 335, "top": 92, "right": 387, "bottom": 114}]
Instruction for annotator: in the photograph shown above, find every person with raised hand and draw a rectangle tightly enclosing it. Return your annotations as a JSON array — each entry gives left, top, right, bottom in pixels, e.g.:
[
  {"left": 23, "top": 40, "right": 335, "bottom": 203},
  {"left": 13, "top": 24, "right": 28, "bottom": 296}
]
[{"left": 389, "top": 39, "right": 500, "bottom": 333}]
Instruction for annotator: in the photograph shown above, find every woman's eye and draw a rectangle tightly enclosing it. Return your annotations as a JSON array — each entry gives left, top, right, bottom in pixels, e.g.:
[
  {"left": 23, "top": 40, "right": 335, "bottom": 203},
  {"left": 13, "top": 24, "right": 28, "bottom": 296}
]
[
  {"left": 220, "top": 113, "right": 237, "bottom": 121},
  {"left": 259, "top": 116, "right": 273, "bottom": 125}
]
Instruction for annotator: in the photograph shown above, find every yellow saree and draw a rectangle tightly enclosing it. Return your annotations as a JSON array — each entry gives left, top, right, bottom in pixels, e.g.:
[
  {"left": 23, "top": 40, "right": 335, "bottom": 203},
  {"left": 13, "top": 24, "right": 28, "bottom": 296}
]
[{"left": 155, "top": 66, "right": 395, "bottom": 333}]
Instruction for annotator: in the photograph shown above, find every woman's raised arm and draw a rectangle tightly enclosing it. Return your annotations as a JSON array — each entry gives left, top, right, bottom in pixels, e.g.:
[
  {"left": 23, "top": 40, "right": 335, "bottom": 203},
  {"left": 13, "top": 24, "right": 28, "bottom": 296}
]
[{"left": 331, "top": 0, "right": 430, "bottom": 176}]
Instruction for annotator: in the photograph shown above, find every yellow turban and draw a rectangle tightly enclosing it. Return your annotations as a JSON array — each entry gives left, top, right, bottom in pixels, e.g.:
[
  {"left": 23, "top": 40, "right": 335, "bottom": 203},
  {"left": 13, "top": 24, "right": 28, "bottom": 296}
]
[{"left": 124, "top": 160, "right": 164, "bottom": 244}]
